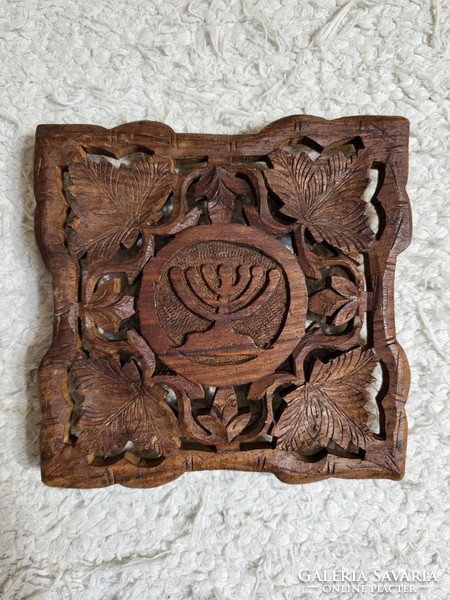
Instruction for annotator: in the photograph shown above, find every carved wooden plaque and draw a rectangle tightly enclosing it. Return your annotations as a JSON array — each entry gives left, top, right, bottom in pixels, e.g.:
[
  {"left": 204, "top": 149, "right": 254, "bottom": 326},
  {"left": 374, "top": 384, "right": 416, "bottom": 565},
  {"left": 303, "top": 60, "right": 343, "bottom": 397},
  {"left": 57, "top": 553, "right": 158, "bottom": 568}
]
[{"left": 34, "top": 116, "right": 411, "bottom": 488}]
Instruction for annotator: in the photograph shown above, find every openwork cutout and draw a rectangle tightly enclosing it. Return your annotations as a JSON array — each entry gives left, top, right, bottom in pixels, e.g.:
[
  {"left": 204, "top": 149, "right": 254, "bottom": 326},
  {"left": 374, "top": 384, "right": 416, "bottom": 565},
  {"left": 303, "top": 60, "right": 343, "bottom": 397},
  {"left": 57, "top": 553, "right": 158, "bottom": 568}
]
[{"left": 34, "top": 116, "right": 411, "bottom": 488}]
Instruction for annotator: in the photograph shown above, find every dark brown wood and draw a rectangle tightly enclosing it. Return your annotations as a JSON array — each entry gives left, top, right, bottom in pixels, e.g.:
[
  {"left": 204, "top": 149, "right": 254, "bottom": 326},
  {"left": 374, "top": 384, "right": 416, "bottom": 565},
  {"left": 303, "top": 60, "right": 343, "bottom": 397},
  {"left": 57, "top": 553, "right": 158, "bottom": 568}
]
[{"left": 34, "top": 115, "right": 411, "bottom": 488}]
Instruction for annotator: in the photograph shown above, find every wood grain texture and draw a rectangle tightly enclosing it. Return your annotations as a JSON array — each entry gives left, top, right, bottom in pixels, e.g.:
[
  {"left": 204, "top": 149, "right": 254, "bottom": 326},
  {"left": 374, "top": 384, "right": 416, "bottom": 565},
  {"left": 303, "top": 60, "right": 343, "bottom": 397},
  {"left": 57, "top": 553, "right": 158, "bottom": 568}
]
[
  {"left": 139, "top": 224, "right": 306, "bottom": 386},
  {"left": 34, "top": 115, "right": 411, "bottom": 488}
]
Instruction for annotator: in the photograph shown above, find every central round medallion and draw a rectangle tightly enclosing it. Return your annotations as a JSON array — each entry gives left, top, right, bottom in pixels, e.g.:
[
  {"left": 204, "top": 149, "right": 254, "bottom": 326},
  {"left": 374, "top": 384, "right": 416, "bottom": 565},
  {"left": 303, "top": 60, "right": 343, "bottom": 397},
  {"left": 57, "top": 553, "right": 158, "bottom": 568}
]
[{"left": 139, "top": 225, "right": 307, "bottom": 386}]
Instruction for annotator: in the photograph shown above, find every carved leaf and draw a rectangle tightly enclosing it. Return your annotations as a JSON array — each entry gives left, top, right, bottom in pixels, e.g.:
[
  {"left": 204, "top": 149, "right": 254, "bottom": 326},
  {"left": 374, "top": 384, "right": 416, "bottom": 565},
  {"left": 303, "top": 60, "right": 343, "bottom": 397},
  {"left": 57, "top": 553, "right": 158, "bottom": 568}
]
[
  {"left": 68, "top": 158, "right": 174, "bottom": 260},
  {"left": 364, "top": 447, "right": 401, "bottom": 474},
  {"left": 194, "top": 166, "right": 247, "bottom": 223},
  {"left": 85, "top": 278, "right": 135, "bottom": 332},
  {"left": 71, "top": 357, "right": 179, "bottom": 455},
  {"left": 264, "top": 150, "right": 374, "bottom": 253},
  {"left": 308, "top": 276, "right": 359, "bottom": 325},
  {"left": 274, "top": 348, "right": 377, "bottom": 452}
]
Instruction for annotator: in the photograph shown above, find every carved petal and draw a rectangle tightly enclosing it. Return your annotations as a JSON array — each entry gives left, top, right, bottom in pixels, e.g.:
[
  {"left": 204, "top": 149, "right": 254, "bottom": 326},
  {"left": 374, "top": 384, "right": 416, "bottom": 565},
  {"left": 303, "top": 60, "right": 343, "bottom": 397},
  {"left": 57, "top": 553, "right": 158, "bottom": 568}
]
[
  {"left": 85, "top": 278, "right": 134, "bottom": 332},
  {"left": 274, "top": 348, "right": 377, "bottom": 452},
  {"left": 333, "top": 298, "right": 359, "bottom": 326},
  {"left": 265, "top": 150, "right": 374, "bottom": 253},
  {"left": 71, "top": 357, "right": 179, "bottom": 455},
  {"left": 194, "top": 166, "right": 247, "bottom": 223},
  {"left": 330, "top": 275, "right": 358, "bottom": 298},
  {"left": 68, "top": 158, "right": 174, "bottom": 260},
  {"left": 226, "top": 413, "right": 252, "bottom": 442},
  {"left": 308, "top": 288, "right": 349, "bottom": 318},
  {"left": 196, "top": 414, "right": 227, "bottom": 441}
]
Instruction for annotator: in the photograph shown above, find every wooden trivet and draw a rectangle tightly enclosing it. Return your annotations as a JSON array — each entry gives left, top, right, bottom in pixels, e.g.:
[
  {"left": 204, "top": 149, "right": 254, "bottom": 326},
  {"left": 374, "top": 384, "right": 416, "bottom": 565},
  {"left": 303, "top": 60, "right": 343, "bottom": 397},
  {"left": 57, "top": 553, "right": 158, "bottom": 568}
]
[{"left": 34, "top": 116, "right": 411, "bottom": 487}]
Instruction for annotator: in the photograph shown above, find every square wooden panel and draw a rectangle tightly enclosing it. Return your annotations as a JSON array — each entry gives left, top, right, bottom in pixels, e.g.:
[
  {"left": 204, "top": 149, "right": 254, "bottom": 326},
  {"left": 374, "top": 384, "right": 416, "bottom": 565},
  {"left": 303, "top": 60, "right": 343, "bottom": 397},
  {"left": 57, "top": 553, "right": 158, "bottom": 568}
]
[{"left": 34, "top": 116, "right": 411, "bottom": 488}]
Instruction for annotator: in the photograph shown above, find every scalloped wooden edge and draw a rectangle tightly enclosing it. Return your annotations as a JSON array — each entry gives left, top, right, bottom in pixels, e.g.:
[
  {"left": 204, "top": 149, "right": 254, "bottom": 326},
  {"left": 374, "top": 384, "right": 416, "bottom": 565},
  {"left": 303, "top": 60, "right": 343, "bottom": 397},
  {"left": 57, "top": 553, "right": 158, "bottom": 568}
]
[{"left": 34, "top": 115, "right": 411, "bottom": 488}]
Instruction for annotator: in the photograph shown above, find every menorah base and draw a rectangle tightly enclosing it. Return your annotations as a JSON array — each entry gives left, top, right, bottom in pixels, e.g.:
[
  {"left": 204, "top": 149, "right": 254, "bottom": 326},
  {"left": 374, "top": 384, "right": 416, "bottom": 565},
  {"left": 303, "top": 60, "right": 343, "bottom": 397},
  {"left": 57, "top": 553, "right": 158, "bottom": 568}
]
[{"left": 177, "top": 324, "right": 259, "bottom": 366}]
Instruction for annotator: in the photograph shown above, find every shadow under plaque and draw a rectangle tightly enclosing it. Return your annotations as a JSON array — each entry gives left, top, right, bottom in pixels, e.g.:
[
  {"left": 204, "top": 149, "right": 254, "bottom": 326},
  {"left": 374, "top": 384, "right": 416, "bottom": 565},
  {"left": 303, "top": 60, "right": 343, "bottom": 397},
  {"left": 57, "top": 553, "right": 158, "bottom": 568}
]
[{"left": 34, "top": 115, "right": 411, "bottom": 488}]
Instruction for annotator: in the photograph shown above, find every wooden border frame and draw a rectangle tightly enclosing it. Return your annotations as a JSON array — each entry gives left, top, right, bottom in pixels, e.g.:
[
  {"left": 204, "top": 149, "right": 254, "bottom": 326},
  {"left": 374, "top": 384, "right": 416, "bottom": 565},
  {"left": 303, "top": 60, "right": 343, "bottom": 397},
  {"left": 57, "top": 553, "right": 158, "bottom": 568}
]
[{"left": 34, "top": 115, "right": 411, "bottom": 488}]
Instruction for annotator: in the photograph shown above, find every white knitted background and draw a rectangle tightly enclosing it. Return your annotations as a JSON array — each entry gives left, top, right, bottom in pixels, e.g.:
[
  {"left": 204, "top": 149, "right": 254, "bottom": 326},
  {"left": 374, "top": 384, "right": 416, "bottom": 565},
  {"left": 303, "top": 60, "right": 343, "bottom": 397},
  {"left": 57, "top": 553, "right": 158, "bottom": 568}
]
[{"left": 0, "top": 1, "right": 449, "bottom": 598}]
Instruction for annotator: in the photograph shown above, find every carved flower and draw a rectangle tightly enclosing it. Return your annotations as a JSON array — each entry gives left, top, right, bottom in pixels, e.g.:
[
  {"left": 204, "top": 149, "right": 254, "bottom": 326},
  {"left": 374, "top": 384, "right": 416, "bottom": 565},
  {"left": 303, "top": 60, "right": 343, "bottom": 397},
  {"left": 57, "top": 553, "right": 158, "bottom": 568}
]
[
  {"left": 196, "top": 387, "right": 252, "bottom": 444},
  {"left": 193, "top": 166, "right": 247, "bottom": 223},
  {"left": 84, "top": 277, "right": 135, "bottom": 332},
  {"left": 308, "top": 276, "right": 360, "bottom": 326}
]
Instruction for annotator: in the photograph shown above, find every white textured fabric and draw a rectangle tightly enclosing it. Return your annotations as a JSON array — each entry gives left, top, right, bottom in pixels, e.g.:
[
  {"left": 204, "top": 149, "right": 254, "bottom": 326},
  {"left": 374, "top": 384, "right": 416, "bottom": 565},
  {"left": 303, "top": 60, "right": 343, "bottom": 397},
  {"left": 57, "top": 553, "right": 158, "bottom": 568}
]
[{"left": 0, "top": 1, "right": 449, "bottom": 598}]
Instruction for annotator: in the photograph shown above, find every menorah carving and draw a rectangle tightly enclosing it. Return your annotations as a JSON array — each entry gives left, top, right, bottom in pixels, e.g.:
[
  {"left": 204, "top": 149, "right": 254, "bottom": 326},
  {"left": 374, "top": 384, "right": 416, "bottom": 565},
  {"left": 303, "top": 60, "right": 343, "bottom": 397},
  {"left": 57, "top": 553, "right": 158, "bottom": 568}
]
[
  {"left": 145, "top": 230, "right": 304, "bottom": 386},
  {"left": 169, "top": 262, "right": 282, "bottom": 362}
]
